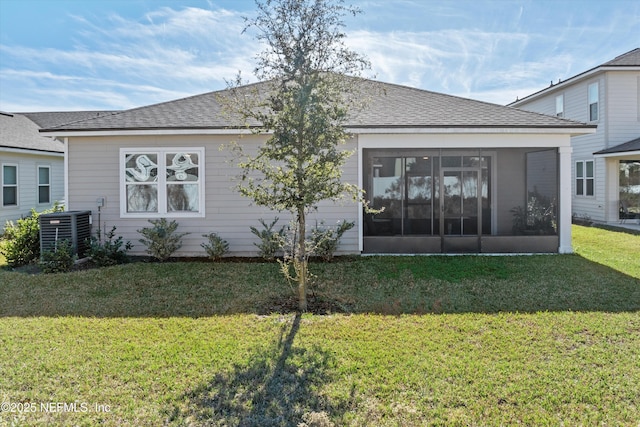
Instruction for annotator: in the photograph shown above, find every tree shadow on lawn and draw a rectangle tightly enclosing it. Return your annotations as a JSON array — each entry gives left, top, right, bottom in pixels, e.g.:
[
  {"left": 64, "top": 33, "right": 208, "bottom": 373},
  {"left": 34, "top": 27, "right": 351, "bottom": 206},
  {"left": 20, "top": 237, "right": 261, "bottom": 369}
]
[{"left": 166, "top": 313, "right": 352, "bottom": 427}]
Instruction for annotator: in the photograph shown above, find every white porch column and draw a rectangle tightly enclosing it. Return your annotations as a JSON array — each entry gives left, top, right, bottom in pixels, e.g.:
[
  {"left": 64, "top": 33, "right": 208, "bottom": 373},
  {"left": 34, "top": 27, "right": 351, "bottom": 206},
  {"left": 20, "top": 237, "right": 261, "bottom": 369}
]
[{"left": 558, "top": 145, "right": 573, "bottom": 253}]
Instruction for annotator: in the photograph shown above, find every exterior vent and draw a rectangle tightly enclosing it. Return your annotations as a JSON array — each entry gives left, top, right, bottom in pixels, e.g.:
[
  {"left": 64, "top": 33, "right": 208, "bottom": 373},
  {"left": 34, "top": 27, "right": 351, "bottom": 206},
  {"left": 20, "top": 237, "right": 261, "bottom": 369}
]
[{"left": 39, "top": 210, "right": 92, "bottom": 258}]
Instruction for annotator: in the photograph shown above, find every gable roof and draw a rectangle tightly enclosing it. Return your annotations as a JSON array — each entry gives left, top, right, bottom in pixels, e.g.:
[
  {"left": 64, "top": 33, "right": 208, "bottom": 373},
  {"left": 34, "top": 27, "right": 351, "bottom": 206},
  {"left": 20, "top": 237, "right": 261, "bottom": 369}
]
[
  {"left": 0, "top": 112, "right": 64, "bottom": 154},
  {"left": 594, "top": 136, "right": 640, "bottom": 156},
  {"left": 40, "top": 78, "right": 591, "bottom": 134},
  {"left": 510, "top": 48, "right": 640, "bottom": 106}
]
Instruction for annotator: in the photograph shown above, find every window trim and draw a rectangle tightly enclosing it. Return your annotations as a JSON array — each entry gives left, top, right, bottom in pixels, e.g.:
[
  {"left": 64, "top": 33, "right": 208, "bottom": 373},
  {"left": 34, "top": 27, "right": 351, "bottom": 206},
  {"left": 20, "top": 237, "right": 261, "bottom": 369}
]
[
  {"left": 588, "top": 82, "right": 599, "bottom": 122},
  {"left": 119, "top": 147, "right": 205, "bottom": 218},
  {"left": 37, "top": 165, "right": 51, "bottom": 205},
  {"left": 2, "top": 163, "right": 19, "bottom": 208},
  {"left": 576, "top": 160, "right": 594, "bottom": 197},
  {"left": 555, "top": 94, "right": 564, "bottom": 118}
]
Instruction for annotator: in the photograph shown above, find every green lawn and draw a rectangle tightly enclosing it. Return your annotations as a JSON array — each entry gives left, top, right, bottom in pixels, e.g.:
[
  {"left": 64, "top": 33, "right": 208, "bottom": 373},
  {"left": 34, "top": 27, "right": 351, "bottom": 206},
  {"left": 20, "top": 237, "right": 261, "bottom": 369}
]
[{"left": 0, "top": 225, "right": 639, "bottom": 426}]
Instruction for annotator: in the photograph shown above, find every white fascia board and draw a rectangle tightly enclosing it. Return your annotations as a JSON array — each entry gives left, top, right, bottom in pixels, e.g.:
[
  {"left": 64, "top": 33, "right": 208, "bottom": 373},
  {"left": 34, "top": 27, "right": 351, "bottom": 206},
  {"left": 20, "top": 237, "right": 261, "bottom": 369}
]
[
  {"left": 42, "top": 128, "right": 259, "bottom": 138},
  {"left": 357, "top": 132, "right": 575, "bottom": 149},
  {"left": 0, "top": 146, "right": 64, "bottom": 156}
]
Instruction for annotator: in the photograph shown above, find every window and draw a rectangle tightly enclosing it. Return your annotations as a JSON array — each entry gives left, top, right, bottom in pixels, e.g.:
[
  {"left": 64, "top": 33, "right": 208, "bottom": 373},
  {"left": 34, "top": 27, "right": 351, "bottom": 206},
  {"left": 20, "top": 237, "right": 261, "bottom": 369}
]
[
  {"left": 2, "top": 164, "right": 18, "bottom": 207},
  {"left": 576, "top": 160, "right": 594, "bottom": 196},
  {"left": 120, "top": 148, "right": 204, "bottom": 217},
  {"left": 588, "top": 82, "right": 599, "bottom": 121},
  {"left": 38, "top": 166, "right": 51, "bottom": 204},
  {"left": 555, "top": 94, "right": 564, "bottom": 118}
]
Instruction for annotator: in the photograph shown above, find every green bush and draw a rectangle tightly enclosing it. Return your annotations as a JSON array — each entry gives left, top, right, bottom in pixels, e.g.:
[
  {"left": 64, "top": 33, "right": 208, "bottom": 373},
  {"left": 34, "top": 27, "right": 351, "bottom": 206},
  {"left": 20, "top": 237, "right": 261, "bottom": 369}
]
[
  {"left": 310, "top": 220, "right": 355, "bottom": 262},
  {"left": 137, "top": 218, "right": 188, "bottom": 262},
  {"left": 86, "top": 226, "right": 132, "bottom": 267},
  {"left": 201, "top": 233, "right": 229, "bottom": 261},
  {"left": 250, "top": 217, "right": 286, "bottom": 260},
  {"left": 39, "top": 239, "right": 76, "bottom": 274},
  {"left": 1, "top": 204, "right": 63, "bottom": 267}
]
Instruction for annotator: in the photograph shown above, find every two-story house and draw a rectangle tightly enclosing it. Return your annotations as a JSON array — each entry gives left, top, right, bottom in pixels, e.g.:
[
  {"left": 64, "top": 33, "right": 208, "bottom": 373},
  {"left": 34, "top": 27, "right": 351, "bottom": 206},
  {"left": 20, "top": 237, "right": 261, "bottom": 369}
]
[{"left": 510, "top": 48, "right": 640, "bottom": 225}]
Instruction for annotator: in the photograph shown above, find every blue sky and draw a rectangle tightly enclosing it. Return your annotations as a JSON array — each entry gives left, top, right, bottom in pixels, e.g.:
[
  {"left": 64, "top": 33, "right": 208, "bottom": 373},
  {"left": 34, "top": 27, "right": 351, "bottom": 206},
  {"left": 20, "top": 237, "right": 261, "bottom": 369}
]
[{"left": 0, "top": 0, "right": 638, "bottom": 112}]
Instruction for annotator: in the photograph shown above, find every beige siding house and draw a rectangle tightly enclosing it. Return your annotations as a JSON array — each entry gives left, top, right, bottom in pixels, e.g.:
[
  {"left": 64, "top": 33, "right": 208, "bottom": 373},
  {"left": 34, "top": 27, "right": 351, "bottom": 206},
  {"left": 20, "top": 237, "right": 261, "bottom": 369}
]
[
  {"left": 42, "top": 78, "right": 594, "bottom": 256},
  {"left": 0, "top": 112, "right": 65, "bottom": 225},
  {"left": 511, "top": 48, "right": 640, "bottom": 224}
]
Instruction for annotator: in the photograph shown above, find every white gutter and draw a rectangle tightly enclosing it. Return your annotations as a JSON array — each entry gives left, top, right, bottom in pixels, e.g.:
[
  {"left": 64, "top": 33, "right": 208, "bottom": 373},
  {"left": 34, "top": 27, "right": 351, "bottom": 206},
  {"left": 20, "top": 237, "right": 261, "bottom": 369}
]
[{"left": 0, "top": 146, "right": 64, "bottom": 156}]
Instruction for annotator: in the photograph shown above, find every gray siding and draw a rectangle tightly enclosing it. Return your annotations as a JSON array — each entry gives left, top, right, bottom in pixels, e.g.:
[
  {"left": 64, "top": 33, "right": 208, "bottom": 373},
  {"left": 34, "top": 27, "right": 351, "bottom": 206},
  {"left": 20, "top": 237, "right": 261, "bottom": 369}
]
[
  {"left": 0, "top": 151, "right": 64, "bottom": 226},
  {"left": 517, "top": 70, "right": 640, "bottom": 223},
  {"left": 67, "top": 134, "right": 359, "bottom": 257}
]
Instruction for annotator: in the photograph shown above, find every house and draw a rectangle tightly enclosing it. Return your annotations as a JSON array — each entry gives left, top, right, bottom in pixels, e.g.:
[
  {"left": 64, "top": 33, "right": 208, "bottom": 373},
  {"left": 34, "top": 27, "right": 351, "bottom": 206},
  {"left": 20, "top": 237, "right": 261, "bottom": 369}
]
[
  {"left": 510, "top": 48, "right": 640, "bottom": 225},
  {"left": 0, "top": 112, "right": 65, "bottom": 225},
  {"left": 1, "top": 111, "right": 114, "bottom": 226},
  {"left": 40, "top": 78, "right": 595, "bottom": 256}
]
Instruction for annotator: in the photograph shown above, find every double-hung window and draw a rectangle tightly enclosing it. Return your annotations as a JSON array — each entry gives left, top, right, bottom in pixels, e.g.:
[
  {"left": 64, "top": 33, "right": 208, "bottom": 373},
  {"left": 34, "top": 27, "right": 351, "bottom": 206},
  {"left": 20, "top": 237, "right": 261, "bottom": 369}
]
[
  {"left": 2, "top": 164, "right": 18, "bottom": 207},
  {"left": 576, "top": 160, "right": 594, "bottom": 196},
  {"left": 120, "top": 148, "right": 205, "bottom": 217},
  {"left": 588, "top": 82, "right": 599, "bottom": 121},
  {"left": 38, "top": 165, "right": 51, "bottom": 204}
]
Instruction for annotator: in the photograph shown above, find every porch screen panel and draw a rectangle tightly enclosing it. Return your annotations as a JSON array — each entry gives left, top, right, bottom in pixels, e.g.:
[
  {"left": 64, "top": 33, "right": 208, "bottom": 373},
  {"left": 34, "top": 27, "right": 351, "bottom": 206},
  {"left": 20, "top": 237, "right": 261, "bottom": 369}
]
[
  {"left": 462, "top": 170, "right": 479, "bottom": 235},
  {"left": 620, "top": 160, "right": 640, "bottom": 218},
  {"left": 525, "top": 150, "right": 558, "bottom": 235},
  {"left": 370, "top": 157, "right": 402, "bottom": 235},
  {"left": 443, "top": 170, "right": 462, "bottom": 235},
  {"left": 406, "top": 157, "right": 433, "bottom": 235}
]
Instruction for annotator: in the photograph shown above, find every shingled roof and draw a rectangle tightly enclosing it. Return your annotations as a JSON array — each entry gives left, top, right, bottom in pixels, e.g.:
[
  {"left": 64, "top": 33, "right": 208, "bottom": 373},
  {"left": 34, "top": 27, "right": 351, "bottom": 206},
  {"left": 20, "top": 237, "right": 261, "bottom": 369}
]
[
  {"left": 510, "top": 48, "right": 640, "bottom": 106},
  {"left": 594, "top": 136, "right": 640, "bottom": 156},
  {"left": 40, "top": 78, "right": 589, "bottom": 133},
  {"left": 0, "top": 112, "right": 64, "bottom": 153},
  {"left": 22, "top": 111, "right": 116, "bottom": 129}
]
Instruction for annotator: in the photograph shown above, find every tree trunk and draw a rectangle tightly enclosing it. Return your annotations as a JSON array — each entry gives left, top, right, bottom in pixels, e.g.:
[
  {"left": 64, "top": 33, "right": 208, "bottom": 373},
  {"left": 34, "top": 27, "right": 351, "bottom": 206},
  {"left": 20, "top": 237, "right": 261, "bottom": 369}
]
[{"left": 296, "top": 208, "right": 308, "bottom": 312}]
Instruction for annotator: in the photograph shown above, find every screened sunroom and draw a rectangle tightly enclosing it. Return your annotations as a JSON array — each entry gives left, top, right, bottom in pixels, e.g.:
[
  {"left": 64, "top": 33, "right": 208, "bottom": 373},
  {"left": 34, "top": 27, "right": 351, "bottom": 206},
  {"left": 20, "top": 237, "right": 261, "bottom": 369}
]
[{"left": 361, "top": 146, "right": 565, "bottom": 254}]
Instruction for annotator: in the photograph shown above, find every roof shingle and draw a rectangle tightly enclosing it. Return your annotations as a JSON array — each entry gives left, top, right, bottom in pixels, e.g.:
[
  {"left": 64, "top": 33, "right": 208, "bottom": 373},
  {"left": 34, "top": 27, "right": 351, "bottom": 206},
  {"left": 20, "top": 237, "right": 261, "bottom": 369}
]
[{"left": 41, "top": 78, "right": 591, "bottom": 132}]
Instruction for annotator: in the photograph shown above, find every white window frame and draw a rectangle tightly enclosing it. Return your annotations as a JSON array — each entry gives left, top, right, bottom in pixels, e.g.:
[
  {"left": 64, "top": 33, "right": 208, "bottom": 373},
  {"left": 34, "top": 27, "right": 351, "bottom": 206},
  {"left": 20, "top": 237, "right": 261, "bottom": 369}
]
[
  {"left": 37, "top": 165, "right": 51, "bottom": 205},
  {"left": 2, "top": 163, "right": 18, "bottom": 208},
  {"left": 576, "top": 160, "right": 594, "bottom": 197},
  {"left": 119, "top": 147, "right": 205, "bottom": 218},
  {"left": 588, "top": 82, "right": 599, "bottom": 122},
  {"left": 555, "top": 94, "right": 564, "bottom": 118}
]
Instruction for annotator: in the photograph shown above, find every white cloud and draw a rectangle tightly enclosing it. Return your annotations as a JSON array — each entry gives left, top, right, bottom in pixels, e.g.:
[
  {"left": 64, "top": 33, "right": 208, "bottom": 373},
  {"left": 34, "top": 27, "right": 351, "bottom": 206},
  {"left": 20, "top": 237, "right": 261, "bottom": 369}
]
[
  {"left": 0, "top": 6, "right": 259, "bottom": 111},
  {"left": 0, "top": 1, "right": 637, "bottom": 111}
]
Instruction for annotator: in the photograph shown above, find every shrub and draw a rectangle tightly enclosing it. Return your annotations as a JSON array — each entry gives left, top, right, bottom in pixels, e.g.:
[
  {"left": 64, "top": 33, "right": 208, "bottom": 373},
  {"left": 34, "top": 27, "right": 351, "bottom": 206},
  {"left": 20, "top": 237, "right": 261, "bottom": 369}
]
[
  {"left": 310, "top": 220, "right": 355, "bottom": 262},
  {"left": 39, "top": 239, "right": 76, "bottom": 274},
  {"left": 137, "top": 218, "right": 188, "bottom": 262},
  {"left": 250, "top": 217, "right": 286, "bottom": 260},
  {"left": 86, "top": 226, "right": 132, "bottom": 267},
  {"left": 1, "top": 204, "right": 63, "bottom": 267},
  {"left": 201, "top": 233, "right": 229, "bottom": 261}
]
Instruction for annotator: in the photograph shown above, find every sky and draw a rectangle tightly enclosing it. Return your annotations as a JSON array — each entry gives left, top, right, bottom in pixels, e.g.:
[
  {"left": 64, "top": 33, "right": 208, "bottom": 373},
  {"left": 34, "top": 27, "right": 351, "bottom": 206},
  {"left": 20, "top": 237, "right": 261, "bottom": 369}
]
[{"left": 0, "top": 0, "right": 638, "bottom": 112}]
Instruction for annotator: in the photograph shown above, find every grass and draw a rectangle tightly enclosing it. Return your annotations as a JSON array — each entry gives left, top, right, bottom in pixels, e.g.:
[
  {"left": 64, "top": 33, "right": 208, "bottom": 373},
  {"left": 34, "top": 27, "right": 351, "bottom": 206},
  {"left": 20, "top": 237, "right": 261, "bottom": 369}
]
[{"left": 0, "top": 225, "right": 639, "bottom": 426}]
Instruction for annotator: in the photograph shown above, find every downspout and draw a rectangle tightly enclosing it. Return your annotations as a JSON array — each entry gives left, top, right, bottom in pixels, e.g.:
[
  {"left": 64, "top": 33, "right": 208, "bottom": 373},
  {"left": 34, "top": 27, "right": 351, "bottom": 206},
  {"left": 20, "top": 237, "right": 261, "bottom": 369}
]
[{"left": 63, "top": 137, "right": 69, "bottom": 210}]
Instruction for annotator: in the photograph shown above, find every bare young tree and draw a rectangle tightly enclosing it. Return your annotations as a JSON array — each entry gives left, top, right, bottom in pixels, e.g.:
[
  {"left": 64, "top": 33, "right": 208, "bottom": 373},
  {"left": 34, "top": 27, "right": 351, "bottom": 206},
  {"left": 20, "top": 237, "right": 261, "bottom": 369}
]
[{"left": 224, "top": 0, "right": 371, "bottom": 311}]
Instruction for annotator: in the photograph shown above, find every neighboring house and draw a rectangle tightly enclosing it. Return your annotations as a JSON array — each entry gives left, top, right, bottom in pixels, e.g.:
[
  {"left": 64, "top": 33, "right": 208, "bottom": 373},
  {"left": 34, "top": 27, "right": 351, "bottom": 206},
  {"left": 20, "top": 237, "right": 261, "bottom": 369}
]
[
  {"left": 510, "top": 48, "right": 640, "bottom": 224},
  {"left": 1, "top": 111, "right": 114, "bottom": 226},
  {"left": 41, "top": 78, "right": 594, "bottom": 256},
  {"left": 0, "top": 112, "right": 65, "bottom": 225}
]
